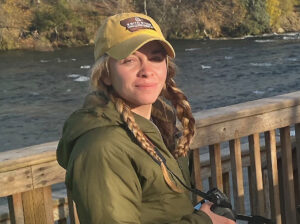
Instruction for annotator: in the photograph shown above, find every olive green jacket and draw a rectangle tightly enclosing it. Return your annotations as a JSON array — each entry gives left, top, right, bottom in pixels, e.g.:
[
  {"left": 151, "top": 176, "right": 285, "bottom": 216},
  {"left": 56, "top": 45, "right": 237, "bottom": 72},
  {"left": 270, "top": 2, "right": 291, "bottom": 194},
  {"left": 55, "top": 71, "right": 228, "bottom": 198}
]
[{"left": 57, "top": 92, "right": 212, "bottom": 224}]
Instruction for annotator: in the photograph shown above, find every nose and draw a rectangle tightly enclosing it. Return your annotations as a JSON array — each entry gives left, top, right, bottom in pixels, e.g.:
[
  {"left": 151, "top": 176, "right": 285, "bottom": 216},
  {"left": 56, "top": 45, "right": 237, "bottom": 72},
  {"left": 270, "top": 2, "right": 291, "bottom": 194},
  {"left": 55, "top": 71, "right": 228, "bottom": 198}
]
[{"left": 137, "top": 58, "right": 153, "bottom": 78}]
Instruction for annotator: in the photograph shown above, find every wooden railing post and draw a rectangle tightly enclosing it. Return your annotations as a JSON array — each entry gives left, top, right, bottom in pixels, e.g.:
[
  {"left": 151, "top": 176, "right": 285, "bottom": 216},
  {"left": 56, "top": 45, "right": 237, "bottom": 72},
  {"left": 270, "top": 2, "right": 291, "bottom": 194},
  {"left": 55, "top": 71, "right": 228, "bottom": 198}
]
[
  {"left": 193, "top": 148, "right": 203, "bottom": 202},
  {"left": 229, "top": 138, "right": 245, "bottom": 213},
  {"left": 280, "top": 127, "right": 297, "bottom": 224},
  {"left": 247, "top": 167, "right": 255, "bottom": 215},
  {"left": 209, "top": 143, "right": 223, "bottom": 191},
  {"left": 20, "top": 186, "right": 54, "bottom": 224},
  {"left": 8, "top": 193, "right": 24, "bottom": 224},
  {"left": 296, "top": 123, "right": 300, "bottom": 223},
  {"left": 263, "top": 169, "right": 271, "bottom": 219},
  {"left": 222, "top": 172, "right": 230, "bottom": 202},
  {"left": 265, "top": 130, "right": 281, "bottom": 224},
  {"left": 248, "top": 133, "right": 265, "bottom": 216}
]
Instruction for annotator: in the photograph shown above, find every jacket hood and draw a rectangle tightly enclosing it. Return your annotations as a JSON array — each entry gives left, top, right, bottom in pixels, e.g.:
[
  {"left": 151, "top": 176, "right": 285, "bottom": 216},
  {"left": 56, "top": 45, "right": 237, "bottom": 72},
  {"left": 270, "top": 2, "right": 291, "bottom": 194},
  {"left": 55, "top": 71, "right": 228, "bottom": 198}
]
[{"left": 56, "top": 92, "right": 124, "bottom": 169}]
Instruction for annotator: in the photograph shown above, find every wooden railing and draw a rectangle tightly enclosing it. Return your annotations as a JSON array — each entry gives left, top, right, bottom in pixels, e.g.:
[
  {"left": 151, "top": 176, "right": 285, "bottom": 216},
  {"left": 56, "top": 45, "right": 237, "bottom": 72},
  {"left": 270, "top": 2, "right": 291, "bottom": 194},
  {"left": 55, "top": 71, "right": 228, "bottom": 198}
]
[
  {"left": 191, "top": 91, "right": 300, "bottom": 224},
  {"left": 1, "top": 91, "right": 300, "bottom": 224}
]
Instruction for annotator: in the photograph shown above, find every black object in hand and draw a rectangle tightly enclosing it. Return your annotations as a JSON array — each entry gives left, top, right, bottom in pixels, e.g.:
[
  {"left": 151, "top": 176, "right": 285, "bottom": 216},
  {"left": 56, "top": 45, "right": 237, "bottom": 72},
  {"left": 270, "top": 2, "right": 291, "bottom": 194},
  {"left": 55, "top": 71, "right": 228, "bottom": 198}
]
[
  {"left": 210, "top": 204, "right": 236, "bottom": 221},
  {"left": 205, "top": 188, "right": 236, "bottom": 221},
  {"left": 204, "top": 188, "right": 275, "bottom": 224}
]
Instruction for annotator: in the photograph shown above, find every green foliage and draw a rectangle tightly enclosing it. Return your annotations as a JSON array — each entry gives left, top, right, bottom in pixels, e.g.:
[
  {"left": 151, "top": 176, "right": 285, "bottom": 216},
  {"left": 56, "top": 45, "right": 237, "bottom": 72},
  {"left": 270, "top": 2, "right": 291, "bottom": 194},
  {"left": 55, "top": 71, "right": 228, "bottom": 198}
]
[
  {"left": 0, "top": 0, "right": 32, "bottom": 28},
  {"left": 133, "top": 0, "right": 209, "bottom": 39},
  {"left": 31, "top": 0, "right": 73, "bottom": 32},
  {"left": 133, "top": 0, "right": 180, "bottom": 37},
  {"left": 239, "top": 0, "right": 271, "bottom": 35},
  {"left": 0, "top": 31, "right": 16, "bottom": 50},
  {"left": 30, "top": 0, "right": 94, "bottom": 47},
  {"left": 220, "top": 23, "right": 249, "bottom": 37}
]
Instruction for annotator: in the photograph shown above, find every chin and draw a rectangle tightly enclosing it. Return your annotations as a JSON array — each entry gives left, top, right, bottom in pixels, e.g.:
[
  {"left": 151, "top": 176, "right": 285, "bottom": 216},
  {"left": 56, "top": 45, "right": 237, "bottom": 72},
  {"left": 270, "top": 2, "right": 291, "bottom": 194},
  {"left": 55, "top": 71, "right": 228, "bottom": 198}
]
[
  {"left": 137, "top": 98, "right": 157, "bottom": 105},
  {"left": 130, "top": 96, "right": 158, "bottom": 107}
]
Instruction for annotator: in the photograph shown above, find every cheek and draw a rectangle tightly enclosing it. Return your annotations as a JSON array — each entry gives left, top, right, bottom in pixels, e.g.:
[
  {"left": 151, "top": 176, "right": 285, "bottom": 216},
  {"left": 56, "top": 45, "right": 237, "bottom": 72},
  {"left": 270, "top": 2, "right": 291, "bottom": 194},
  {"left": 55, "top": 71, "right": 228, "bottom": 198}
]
[
  {"left": 158, "top": 66, "right": 167, "bottom": 85},
  {"left": 108, "top": 60, "right": 128, "bottom": 89},
  {"left": 110, "top": 70, "right": 131, "bottom": 91}
]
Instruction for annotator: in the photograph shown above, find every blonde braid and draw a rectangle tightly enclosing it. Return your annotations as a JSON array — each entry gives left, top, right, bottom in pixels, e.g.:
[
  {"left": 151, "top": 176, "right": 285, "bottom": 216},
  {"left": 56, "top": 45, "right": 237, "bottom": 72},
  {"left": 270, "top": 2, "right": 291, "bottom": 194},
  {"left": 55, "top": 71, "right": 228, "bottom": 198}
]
[
  {"left": 163, "top": 60, "right": 195, "bottom": 158},
  {"left": 109, "top": 92, "right": 183, "bottom": 193}
]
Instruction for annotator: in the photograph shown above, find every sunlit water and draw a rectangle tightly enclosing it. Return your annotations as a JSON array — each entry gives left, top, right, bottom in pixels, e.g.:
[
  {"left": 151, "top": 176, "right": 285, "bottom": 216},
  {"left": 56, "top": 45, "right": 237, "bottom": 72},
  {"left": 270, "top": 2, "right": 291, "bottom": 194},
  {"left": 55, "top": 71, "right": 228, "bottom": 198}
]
[
  {"left": 0, "top": 33, "right": 300, "bottom": 219},
  {"left": 1, "top": 32, "right": 299, "bottom": 152}
]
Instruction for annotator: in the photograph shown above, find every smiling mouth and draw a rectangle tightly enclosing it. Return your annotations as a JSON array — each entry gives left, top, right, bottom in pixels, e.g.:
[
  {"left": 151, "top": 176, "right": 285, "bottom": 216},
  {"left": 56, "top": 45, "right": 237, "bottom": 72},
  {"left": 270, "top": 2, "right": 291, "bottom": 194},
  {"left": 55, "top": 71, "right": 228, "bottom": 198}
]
[{"left": 135, "top": 83, "right": 157, "bottom": 88}]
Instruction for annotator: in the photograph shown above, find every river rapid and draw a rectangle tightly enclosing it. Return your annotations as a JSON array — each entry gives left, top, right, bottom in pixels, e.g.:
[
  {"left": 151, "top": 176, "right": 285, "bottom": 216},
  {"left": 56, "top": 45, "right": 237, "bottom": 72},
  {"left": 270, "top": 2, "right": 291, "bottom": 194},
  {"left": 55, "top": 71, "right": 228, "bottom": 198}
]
[{"left": 0, "top": 33, "right": 300, "bottom": 152}]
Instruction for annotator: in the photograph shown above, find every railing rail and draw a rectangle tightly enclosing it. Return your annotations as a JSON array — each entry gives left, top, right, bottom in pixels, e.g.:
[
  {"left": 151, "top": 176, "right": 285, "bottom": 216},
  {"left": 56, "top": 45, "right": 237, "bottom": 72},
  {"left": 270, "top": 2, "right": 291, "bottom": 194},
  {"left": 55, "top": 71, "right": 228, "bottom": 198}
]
[{"left": 1, "top": 91, "right": 300, "bottom": 223}]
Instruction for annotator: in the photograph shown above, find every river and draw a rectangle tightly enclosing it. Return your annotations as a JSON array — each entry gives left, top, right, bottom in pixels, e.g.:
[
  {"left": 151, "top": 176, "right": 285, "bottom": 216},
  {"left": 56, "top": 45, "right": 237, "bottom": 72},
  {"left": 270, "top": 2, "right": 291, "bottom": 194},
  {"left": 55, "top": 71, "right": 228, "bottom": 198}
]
[{"left": 0, "top": 33, "right": 300, "bottom": 153}]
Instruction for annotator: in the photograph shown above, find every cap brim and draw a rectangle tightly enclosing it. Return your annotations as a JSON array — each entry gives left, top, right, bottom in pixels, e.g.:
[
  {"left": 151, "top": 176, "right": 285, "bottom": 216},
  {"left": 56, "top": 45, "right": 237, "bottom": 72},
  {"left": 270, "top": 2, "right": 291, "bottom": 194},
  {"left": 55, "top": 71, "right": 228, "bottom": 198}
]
[{"left": 106, "top": 34, "right": 175, "bottom": 60}]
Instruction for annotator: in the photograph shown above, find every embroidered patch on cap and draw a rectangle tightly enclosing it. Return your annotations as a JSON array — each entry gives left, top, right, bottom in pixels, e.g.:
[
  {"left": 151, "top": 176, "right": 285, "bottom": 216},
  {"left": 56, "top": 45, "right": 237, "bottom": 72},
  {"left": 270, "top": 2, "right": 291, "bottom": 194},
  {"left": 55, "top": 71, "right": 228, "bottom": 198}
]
[{"left": 120, "top": 17, "right": 155, "bottom": 32}]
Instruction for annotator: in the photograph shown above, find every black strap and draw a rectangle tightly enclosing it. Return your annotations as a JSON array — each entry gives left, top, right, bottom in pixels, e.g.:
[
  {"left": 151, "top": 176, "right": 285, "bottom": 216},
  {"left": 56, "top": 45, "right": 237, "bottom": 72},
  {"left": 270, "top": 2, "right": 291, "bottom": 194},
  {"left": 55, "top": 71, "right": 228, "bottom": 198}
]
[
  {"left": 152, "top": 147, "right": 231, "bottom": 208},
  {"left": 165, "top": 164, "right": 233, "bottom": 208},
  {"left": 150, "top": 147, "right": 274, "bottom": 224},
  {"left": 236, "top": 214, "right": 274, "bottom": 224},
  {"left": 153, "top": 147, "right": 166, "bottom": 165}
]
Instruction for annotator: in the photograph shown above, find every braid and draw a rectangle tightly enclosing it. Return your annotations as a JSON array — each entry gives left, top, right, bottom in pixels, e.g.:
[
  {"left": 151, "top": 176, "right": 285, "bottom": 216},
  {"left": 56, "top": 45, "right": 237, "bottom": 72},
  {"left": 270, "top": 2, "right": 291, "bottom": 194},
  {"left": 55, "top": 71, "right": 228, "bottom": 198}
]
[
  {"left": 109, "top": 92, "right": 183, "bottom": 193},
  {"left": 163, "top": 60, "right": 195, "bottom": 158}
]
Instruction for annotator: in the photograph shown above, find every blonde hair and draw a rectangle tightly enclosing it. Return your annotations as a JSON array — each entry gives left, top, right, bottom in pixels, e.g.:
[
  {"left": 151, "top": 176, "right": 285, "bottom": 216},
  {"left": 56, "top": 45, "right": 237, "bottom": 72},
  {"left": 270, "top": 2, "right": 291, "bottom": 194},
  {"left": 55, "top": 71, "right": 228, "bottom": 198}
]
[{"left": 90, "top": 54, "right": 195, "bottom": 192}]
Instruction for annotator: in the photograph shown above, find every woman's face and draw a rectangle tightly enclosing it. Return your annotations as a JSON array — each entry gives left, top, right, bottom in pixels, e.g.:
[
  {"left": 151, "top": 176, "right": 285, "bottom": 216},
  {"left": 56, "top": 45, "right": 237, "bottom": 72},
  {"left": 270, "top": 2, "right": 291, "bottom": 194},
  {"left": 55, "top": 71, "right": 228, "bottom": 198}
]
[{"left": 106, "top": 41, "right": 167, "bottom": 109}]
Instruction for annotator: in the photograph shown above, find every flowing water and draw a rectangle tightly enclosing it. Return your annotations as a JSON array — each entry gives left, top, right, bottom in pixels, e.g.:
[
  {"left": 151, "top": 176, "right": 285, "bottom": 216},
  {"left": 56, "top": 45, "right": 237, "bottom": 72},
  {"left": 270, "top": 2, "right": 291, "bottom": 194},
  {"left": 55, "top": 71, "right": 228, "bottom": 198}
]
[
  {"left": 1, "top": 33, "right": 300, "bottom": 152},
  {"left": 0, "top": 32, "right": 300, "bottom": 219}
]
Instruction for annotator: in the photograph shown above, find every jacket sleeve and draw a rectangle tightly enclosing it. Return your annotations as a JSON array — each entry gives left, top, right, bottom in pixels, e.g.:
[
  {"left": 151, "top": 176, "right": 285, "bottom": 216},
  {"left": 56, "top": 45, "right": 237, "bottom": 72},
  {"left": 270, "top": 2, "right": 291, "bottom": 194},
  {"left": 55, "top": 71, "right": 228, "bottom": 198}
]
[{"left": 69, "top": 130, "right": 142, "bottom": 224}]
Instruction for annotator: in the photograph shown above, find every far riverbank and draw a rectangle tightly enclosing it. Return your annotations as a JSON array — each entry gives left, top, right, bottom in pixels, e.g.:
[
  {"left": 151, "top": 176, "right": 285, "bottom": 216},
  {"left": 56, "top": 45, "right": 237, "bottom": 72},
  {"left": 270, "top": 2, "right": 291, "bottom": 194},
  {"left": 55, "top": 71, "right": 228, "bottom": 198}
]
[{"left": 1, "top": 0, "right": 300, "bottom": 51}]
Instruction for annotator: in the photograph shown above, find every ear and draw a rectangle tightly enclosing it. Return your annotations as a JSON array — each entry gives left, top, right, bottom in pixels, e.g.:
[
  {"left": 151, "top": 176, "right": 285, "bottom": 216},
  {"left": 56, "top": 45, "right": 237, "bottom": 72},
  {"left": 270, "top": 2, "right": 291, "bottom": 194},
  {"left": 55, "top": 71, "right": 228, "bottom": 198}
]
[
  {"left": 102, "top": 60, "right": 112, "bottom": 85},
  {"left": 102, "top": 72, "right": 112, "bottom": 86}
]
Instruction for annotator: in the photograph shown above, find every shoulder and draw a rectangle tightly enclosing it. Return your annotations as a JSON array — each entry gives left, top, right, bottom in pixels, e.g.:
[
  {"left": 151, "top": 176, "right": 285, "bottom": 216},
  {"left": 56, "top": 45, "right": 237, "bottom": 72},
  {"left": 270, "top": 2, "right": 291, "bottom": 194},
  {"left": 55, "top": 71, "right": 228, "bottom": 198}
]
[
  {"left": 74, "top": 125, "right": 134, "bottom": 157},
  {"left": 65, "top": 125, "right": 139, "bottom": 187}
]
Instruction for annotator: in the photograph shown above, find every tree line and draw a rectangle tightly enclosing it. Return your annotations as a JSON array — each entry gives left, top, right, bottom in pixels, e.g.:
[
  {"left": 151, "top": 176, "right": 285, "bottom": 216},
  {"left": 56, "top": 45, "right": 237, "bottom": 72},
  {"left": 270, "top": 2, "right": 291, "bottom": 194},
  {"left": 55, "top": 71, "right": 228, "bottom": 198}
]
[{"left": 0, "top": 0, "right": 299, "bottom": 50}]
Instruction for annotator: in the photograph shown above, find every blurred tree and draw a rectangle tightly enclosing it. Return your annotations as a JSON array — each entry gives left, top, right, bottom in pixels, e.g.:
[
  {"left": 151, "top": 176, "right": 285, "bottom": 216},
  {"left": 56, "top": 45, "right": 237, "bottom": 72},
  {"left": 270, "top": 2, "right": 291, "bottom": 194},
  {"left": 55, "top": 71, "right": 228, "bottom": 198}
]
[
  {"left": 279, "top": 0, "right": 296, "bottom": 13},
  {"left": 31, "top": 0, "right": 72, "bottom": 32},
  {"left": 1, "top": 0, "right": 300, "bottom": 50},
  {"left": 239, "top": 0, "right": 270, "bottom": 34},
  {"left": 266, "top": 0, "right": 281, "bottom": 27},
  {"left": 133, "top": 0, "right": 180, "bottom": 37},
  {"left": 144, "top": 0, "right": 147, "bottom": 15},
  {"left": 0, "top": 0, "right": 32, "bottom": 28}
]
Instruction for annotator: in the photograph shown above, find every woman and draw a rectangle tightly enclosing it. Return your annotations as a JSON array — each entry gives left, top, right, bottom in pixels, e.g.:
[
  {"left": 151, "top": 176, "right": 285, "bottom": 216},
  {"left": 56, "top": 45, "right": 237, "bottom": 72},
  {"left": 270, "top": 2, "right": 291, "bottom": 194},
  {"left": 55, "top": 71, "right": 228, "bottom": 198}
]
[{"left": 57, "top": 13, "right": 235, "bottom": 224}]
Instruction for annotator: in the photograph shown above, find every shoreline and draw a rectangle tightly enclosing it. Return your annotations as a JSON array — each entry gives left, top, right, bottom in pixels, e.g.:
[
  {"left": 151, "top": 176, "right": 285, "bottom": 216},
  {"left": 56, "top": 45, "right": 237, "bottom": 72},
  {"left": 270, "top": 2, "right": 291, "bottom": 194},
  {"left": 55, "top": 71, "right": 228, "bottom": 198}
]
[
  {"left": 1, "top": 0, "right": 300, "bottom": 52},
  {"left": 195, "top": 31, "right": 300, "bottom": 41},
  {"left": 1, "top": 31, "right": 299, "bottom": 53}
]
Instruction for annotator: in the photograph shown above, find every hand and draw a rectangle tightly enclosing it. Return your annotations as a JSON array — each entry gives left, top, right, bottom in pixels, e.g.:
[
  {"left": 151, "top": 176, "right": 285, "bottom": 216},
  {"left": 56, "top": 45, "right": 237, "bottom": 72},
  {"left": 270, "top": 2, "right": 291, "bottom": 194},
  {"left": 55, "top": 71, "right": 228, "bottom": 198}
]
[{"left": 200, "top": 202, "right": 236, "bottom": 224}]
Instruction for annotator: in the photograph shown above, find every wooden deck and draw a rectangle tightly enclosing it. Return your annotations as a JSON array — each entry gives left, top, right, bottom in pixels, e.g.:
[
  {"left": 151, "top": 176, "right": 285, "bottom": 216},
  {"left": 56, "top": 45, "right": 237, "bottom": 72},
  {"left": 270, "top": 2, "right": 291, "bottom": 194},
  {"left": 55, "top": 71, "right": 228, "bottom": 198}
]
[{"left": 1, "top": 91, "right": 300, "bottom": 223}]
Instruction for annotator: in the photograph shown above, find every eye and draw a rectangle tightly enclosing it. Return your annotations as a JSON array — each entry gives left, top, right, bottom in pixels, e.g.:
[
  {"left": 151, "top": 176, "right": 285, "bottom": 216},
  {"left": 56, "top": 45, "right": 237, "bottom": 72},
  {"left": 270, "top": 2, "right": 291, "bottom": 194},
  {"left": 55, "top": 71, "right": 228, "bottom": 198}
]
[
  {"left": 150, "top": 54, "right": 165, "bottom": 62},
  {"left": 120, "top": 56, "right": 138, "bottom": 64},
  {"left": 124, "top": 59, "right": 132, "bottom": 63}
]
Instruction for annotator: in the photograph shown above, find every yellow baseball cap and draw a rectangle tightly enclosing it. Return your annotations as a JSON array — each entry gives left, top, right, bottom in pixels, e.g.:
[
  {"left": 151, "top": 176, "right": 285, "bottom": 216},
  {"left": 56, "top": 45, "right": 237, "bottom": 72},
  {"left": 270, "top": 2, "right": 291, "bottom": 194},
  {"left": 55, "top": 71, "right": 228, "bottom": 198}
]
[{"left": 94, "top": 12, "right": 175, "bottom": 61}]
